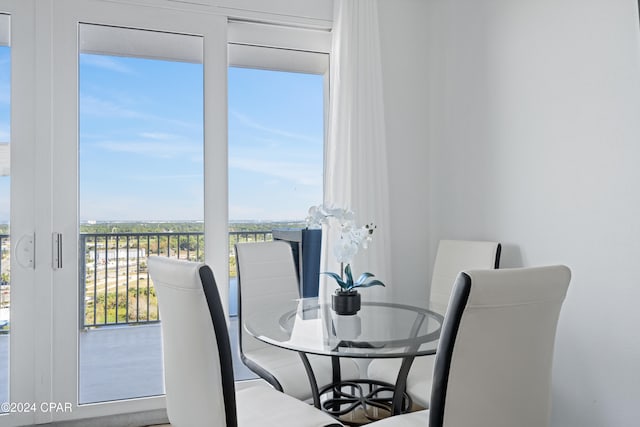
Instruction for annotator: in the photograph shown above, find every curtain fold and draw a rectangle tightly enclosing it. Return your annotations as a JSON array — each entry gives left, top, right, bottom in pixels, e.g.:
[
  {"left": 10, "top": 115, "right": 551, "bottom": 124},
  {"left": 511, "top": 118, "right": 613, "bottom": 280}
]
[{"left": 322, "top": 0, "right": 391, "bottom": 302}]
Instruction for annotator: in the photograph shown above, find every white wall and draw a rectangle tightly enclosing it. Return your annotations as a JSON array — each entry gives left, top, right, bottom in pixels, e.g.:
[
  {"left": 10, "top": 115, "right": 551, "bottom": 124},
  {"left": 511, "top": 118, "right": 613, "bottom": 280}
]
[
  {"left": 378, "top": 0, "right": 432, "bottom": 305},
  {"left": 423, "top": 0, "right": 640, "bottom": 425},
  {"left": 166, "top": 0, "right": 332, "bottom": 28}
]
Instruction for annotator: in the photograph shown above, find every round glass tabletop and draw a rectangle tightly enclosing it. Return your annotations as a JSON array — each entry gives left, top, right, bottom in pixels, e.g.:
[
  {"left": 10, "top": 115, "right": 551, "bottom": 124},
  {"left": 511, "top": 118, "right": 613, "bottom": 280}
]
[{"left": 243, "top": 298, "right": 443, "bottom": 358}]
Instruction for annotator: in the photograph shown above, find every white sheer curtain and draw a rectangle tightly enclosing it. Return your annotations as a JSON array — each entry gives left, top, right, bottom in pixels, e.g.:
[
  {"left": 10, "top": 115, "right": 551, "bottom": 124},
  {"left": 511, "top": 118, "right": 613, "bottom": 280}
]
[{"left": 322, "top": 0, "right": 391, "bottom": 302}]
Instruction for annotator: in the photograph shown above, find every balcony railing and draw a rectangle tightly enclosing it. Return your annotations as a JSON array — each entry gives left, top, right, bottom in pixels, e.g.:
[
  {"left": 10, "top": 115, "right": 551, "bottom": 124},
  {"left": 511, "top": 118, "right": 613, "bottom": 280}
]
[
  {"left": 80, "top": 230, "right": 273, "bottom": 328},
  {"left": 0, "top": 234, "right": 9, "bottom": 333},
  {"left": 0, "top": 230, "right": 278, "bottom": 330}
]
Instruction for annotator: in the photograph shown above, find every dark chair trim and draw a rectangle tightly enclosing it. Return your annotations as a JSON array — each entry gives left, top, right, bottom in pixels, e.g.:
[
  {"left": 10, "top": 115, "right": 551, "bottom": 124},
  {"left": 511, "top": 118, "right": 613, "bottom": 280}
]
[
  {"left": 199, "top": 265, "right": 238, "bottom": 427},
  {"left": 495, "top": 243, "right": 502, "bottom": 269},
  {"left": 240, "top": 354, "right": 284, "bottom": 391},
  {"left": 429, "top": 272, "right": 472, "bottom": 427},
  {"left": 234, "top": 244, "right": 284, "bottom": 392}
]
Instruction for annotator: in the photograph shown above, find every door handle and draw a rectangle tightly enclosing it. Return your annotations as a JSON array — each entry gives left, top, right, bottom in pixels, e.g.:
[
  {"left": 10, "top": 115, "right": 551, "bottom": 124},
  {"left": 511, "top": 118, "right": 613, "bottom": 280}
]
[
  {"left": 52, "top": 232, "right": 62, "bottom": 270},
  {"left": 15, "top": 233, "right": 35, "bottom": 269}
]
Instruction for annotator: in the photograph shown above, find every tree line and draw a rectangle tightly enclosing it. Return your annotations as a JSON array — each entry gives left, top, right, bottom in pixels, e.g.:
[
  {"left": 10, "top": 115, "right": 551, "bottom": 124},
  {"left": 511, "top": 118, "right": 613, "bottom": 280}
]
[{"left": 80, "top": 220, "right": 307, "bottom": 234}]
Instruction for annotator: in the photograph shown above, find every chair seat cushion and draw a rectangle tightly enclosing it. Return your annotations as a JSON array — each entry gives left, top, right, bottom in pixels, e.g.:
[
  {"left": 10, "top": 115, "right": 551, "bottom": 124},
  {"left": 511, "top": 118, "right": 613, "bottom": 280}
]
[
  {"left": 366, "top": 409, "right": 429, "bottom": 426},
  {"left": 366, "top": 356, "right": 435, "bottom": 408},
  {"left": 245, "top": 347, "right": 361, "bottom": 401},
  {"left": 237, "top": 384, "right": 342, "bottom": 426}
]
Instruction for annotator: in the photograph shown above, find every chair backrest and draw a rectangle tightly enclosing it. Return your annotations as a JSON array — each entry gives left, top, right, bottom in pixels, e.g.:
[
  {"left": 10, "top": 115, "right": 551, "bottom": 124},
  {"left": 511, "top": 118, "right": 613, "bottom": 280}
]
[
  {"left": 429, "top": 240, "right": 501, "bottom": 314},
  {"left": 148, "top": 256, "right": 237, "bottom": 427},
  {"left": 235, "top": 241, "right": 301, "bottom": 354},
  {"left": 430, "top": 265, "right": 571, "bottom": 427}
]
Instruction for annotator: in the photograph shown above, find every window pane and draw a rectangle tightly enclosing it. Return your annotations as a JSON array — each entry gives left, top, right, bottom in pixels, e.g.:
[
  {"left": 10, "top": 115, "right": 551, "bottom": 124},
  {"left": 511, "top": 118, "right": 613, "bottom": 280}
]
[
  {"left": 228, "top": 67, "right": 323, "bottom": 223},
  {"left": 0, "top": 13, "right": 10, "bottom": 411},
  {"left": 78, "top": 24, "right": 203, "bottom": 404},
  {"left": 227, "top": 67, "right": 324, "bottom": 380}
]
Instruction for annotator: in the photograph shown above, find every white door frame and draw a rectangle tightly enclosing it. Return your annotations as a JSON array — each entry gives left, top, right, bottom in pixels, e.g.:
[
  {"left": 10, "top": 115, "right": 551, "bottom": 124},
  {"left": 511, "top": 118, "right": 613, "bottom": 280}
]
[
  {"left": 48, "top": 0, "right": 228, "bottom": 423},
  {"left": 0, "top": 1, "right": 37, "bottom": 426},
  {"left": 1, "top": 1, "right": 332, "bottom": 424}
]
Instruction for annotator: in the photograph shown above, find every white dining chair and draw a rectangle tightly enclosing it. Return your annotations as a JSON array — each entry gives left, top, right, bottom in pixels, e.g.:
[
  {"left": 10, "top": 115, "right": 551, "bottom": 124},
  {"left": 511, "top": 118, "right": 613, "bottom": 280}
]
[
  {"left": 367, "top": 240, "right": 501, "bottom": 407},
  {"left": 235, "top": 241, "right": 360, "bottom": 401},
  {"left": 367, "top": 265, "right": 571, "bottom": 427},
  {"left": 148, "top": 256, "right": 343, "bottom": 427}
]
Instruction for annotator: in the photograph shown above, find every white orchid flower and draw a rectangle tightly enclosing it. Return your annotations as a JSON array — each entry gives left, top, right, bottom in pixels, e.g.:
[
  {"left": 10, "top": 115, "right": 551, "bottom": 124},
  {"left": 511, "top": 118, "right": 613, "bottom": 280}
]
[
  {"left": 306, "top": 204, "right": 385, "bottom": 292},
  {"left": 333, "top": 238, "right": 359, "bottom": 264}
]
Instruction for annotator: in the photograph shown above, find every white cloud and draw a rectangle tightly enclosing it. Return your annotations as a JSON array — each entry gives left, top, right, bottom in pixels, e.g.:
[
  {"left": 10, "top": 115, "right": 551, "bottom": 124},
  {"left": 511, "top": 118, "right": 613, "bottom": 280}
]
[
  {"left": 80, "top": 55, "right": 133, "bottom": 74},
  {"left": 228, "top": 204, "right": 308, "bottom": 221},
  {"left": 228, "top": 205, "right": 266, "bottom": 219},
  {"left": 80, "top": 94, "right": 151, "bottom": 119},
  {"left": 138, "top": 132, "right": 177, "bottom": 140},
  {"left": 95, "top": 140, "right": 200, "bottom": 158},
  {"left": 0, "top": 82, "right": 9, "bottom": 105},
  {"left": 80, "top": 193, "right": 203, "bottom": 222},
  {"left": 229, "top": 156, "right": 322, "bottom": 187},
  {"left": 0, "top": 180, "right": 8, "bottom": 222},
  {"left": 0, "top": 122, "right": 9, "bottom": 141},
  {"left": 79, "top": 131, "right": 108, "bottom": 140},
  {"left": 0, "top": 51, "right": 10, "bottom": 105},
  {"left": 130, "top": 173, "right": 202, "bottom": 182},
  {"left": 230, "top": 110, "right": 320, "bottom": 144},
  {"left": 82, "top": 83, "right": 144, "bottom": 107},
  {"left": 80, "top": 95, "right": 201, "bottom": 131}
]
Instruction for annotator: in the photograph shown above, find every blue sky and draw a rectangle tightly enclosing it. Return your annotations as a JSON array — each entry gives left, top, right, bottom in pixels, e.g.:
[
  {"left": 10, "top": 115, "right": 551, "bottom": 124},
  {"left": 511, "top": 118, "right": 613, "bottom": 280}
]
[
  {"left": 79, "top": 54, "right": 205, "bottom": 222},
  {"left": 0, "top": 46, "right": 9, "bottom": 223},
  {"left": 0, "top": 50, "right": 324, "bottom": 224},
  {"left": 77, "top": 54, "right": 323, "bottom": 223},
  {"left": 228, "top": 67, "right": 323, "bottom": 221}
]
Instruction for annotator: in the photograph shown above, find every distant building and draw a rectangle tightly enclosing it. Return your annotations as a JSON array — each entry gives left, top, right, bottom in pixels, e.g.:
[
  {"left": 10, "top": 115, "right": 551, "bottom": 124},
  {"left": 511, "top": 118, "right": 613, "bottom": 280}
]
[
  {"left": 0, "top": 143, "right": 8, "bottom": 177},
  {"left": 87, "top": 247, "right": 147, "bottom": 263}
]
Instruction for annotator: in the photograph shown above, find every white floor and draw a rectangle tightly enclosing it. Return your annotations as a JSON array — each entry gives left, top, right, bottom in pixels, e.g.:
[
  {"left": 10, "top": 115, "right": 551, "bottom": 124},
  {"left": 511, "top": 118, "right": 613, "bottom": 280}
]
[{"left": 0, "top": 317, "right": 256, "bottom": 406}]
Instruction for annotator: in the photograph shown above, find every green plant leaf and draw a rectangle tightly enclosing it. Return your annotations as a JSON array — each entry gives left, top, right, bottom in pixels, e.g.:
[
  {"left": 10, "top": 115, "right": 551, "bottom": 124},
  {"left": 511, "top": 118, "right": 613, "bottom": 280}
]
[
  {"left": 344, "top": 264, "right": 354, "bottom": 289},
  {"left": 354, "top": 279, "right": 385, "bottom": 289},
  {"left": 356, "top": 272, "right": 375, "bottom": 285},
  {"left": 321, "top": 272, "right": 347, "bottom": 289}
]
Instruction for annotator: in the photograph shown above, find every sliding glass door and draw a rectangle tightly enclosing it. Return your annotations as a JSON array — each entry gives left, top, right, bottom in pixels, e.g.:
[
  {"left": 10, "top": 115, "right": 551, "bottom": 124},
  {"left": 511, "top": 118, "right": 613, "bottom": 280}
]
[
  {"left": 77, "top": 22, "right": 208, "bottom": 404},
  {"left": 0, "top": 2, "right": 330, "bottom": 425},
  {"left": 0, "top": 12, "right": 11, "bottom": 414},
  {"left": 0, "top": 1, "right": 37, "bottom": 426},
  {"left": 0, "top": 0, "right": 228, "bottom": 424},
  {"left": 50, "top": 0, "right": 227, "bottom": 421}
]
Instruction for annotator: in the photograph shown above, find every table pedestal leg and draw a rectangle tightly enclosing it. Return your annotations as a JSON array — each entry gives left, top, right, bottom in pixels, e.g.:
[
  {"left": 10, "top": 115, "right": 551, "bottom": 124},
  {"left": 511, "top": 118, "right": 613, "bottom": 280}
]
[
  {"left": 392, "top": 355, "right": 416, "bottom": 415},
  {"left": 318, "top": 379, "right": 412, "bottom": 425},
  {"left": 299, "top": 352, "right": 321, "bottom": 409}
]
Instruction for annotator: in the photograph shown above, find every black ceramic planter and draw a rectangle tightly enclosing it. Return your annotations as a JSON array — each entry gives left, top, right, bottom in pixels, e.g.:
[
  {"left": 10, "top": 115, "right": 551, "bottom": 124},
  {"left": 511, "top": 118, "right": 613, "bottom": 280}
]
[{"left": 332, "top": 291, "right": 361, "bottom": 316}]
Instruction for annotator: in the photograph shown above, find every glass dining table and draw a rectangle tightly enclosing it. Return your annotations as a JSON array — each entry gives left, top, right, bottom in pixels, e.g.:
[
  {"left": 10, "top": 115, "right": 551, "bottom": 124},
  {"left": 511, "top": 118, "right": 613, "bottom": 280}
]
[{"left": 243, "top": 297, "right": 444, "bottom": 423}]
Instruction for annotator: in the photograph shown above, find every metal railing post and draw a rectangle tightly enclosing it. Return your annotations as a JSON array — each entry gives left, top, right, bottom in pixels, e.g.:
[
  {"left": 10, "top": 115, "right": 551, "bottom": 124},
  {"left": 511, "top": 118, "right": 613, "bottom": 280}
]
[
  {"left": 79, "top": 235, "right": 86, "bottom": 329},
  {"left": 78, "top": 230, "right": 277, "bottom": 328}
]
